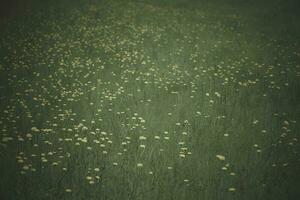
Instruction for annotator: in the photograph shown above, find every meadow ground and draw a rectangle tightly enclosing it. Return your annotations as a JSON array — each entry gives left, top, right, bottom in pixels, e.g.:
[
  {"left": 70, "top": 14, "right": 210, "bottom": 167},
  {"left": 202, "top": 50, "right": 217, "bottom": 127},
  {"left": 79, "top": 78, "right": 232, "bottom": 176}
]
[{"left": 0, "top": 0, "right": 300, "bottom": 199}]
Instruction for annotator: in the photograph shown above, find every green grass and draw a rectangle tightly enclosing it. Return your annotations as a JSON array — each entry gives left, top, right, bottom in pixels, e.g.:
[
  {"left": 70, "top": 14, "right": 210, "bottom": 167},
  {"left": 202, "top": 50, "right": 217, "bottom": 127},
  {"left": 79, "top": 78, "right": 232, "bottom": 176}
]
[{"left": 0, "top": 0, "right": 300, "bottom": 199}]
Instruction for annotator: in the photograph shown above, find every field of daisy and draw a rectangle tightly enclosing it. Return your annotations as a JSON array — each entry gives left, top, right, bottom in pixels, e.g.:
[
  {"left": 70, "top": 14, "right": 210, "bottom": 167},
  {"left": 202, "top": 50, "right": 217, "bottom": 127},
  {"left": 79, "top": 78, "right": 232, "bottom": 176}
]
[{"left": 0, "top": 0, "right": 299, "bottom": 199}]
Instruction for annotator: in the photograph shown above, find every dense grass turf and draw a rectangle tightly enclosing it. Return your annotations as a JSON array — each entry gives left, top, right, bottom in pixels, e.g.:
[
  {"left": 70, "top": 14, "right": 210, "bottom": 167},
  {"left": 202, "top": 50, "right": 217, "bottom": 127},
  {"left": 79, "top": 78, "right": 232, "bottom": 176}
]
[{"left": 0, "top": 0, "right": 300, "bottom": 199}]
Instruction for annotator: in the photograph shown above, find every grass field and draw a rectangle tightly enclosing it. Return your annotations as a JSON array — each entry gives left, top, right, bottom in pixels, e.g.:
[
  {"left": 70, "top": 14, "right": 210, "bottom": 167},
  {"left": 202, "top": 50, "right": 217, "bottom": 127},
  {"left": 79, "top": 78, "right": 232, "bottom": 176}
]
[{"left": 0, "top": 0, "right": 300, "bottom": 199}]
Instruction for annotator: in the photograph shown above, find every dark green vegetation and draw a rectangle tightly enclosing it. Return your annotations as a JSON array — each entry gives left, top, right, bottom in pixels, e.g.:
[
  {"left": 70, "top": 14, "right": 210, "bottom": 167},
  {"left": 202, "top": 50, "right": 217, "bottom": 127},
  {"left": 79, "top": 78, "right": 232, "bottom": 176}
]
[{"left": 0, "top": 0, "right": 299, "bottom": 199}]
